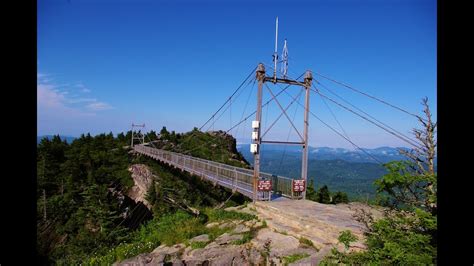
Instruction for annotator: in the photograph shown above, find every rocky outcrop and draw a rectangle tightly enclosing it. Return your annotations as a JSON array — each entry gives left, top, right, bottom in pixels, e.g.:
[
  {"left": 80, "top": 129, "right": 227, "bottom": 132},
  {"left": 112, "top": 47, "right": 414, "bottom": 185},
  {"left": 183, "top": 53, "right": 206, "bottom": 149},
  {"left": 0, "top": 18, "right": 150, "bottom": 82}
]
[
  {"left": 127, "top": 164, "right": 155, "bottom": 209},
  {"left": 114, "top": 205, "right": 325, "bottom": 266},
  {"left": 254, "top": 198, "right": 384, "bottom": 259},
  {"left": 113, "top": 200, "right": 385, "bottom": 265}
]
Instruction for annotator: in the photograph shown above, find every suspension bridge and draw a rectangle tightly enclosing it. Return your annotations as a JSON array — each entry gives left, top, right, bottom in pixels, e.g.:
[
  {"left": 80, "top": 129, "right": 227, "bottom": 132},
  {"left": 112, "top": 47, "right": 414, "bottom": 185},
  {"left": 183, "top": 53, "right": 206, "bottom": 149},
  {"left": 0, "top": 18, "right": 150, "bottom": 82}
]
[{"left": 131, "top": 18, "right": 428, "bottom": 202}]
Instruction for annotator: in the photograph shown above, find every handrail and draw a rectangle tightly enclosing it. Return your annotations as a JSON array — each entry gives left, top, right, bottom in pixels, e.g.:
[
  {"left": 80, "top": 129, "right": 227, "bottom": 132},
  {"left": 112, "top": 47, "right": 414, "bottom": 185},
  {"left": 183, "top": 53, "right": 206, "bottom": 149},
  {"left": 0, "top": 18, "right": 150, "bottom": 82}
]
[{"left": 133, "top": 144, "right": 295, "bottom": 199}]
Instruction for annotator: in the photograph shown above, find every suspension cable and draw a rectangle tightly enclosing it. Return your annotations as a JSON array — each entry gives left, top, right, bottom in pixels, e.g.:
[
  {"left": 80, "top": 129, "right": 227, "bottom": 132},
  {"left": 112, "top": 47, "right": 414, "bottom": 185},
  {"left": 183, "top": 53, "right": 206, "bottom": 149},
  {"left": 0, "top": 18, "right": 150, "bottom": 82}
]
[
  {"left": 313, "top": 71, "right": 425, "bottom": 121},
  {"left": 312, "top": 88, "right": 423, "bottom": 150},
  {"left": 199, "top": 66, "right": 257, "bottom": 131},
  {"left": 205, "top": 76, "right": 255, "bottom": 132},
  {"left": 277, "top": 90, "right": 303, "bottom": 174},
  {"left": 314, "top": 80, "right": 420, "bottom": 146},
  {"left": 277, "top": 85, "right": 384, "bottom": 165},
  {"left": 179, "top": 72, "right": 306, "bottom": 156}
]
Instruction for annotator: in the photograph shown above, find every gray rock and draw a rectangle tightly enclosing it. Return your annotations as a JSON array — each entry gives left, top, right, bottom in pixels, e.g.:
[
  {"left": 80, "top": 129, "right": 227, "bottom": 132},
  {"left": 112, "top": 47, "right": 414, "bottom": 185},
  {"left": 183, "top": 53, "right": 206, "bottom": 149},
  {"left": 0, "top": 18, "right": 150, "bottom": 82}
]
[
  {"left": 190, "top": 234, "right": 210, "bottom": 243},
  {"left": 183, "top": 259, "right": 208, "bottom": 266},
  {"left": 171, "top": 259, "right": 185, "bottom": 266},
  {"left": 205, "top": 222, "right": 219, "bottom": 228},
  {"left": 213, "top": 233, "right": 243, "bottom": 245},
  {"left": 218, "top": 222, "right": 233, "bottom": 229},
  {"left": 150, "top": 244, "right": 185, "bottom": 264},
  {"left": 288, "top": 255, "right": 318, "bottom": 266},
  {"left": 233, "top": 224, "right": 251, "bottom": 234},
  {"left": 251, "top": 228, "right": 300, "bottom": 256},
  {"left": 114, "top": 253, "right": 153, "bottom": 266}
]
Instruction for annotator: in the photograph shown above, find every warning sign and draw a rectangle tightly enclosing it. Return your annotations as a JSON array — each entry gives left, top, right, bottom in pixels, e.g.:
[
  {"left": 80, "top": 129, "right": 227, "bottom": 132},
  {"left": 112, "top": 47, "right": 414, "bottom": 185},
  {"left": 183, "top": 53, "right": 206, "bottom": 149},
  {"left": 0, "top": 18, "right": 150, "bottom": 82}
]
[
  {"left": 292, "top": 180, "right": 306, "bottom": 192},
  {"left": 257, "top": 180, "right": 272, "bottom": 191}
]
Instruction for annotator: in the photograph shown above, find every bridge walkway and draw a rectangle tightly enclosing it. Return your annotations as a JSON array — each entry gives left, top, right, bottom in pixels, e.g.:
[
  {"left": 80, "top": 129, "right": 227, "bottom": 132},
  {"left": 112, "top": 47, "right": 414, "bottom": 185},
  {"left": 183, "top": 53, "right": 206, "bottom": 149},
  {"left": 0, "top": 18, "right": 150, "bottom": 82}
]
[{"left": 133, "top": 144, "right": 296, "bottom": 200}]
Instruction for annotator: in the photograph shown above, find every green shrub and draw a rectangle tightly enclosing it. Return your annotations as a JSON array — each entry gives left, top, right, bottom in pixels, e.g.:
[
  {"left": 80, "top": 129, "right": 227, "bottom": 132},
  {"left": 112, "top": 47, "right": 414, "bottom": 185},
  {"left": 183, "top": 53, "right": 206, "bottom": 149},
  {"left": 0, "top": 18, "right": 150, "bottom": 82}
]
[
  {"left": 283, "top": 253, "right": 310, "bottom": 265},
  {"left": 190, "top": 241, "right": 208, "bottom": 249},
  {"left": 337, "top": 230, "right": 358, "bottom": 250},
  {"left": 204, "top": 208, "right": 256, "bottom": 222},
  {"left": 299, "top": 237, "right": 316, "bottom": 249},
  {"left": 232, "top": 230, "right": 254, "bottom": 245},
  {"left": 332, "top": 191, "right": 349, "bottom": 204}
]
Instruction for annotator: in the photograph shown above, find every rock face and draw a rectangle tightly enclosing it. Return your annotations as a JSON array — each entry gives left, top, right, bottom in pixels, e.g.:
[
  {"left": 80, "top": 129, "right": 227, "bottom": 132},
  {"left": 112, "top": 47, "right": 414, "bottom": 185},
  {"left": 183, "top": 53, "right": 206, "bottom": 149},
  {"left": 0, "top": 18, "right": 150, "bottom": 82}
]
[
  {"left": 127, "top": 164, "right": 155, "bottom": 209},
  {"left": 254, "top": 198, "right": 384, "bottom": 257},
  {"left": 114, "top": 201, "right": 381, "bottom": 265}
]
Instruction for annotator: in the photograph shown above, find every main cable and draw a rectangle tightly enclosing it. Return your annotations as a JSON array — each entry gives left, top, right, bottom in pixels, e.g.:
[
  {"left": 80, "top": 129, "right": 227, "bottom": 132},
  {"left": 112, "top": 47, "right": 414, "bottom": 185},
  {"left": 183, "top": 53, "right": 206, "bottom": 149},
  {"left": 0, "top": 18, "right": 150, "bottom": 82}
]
[
  {"left": 314, "top": 80, "right": 420, "bottom": 146},
  {"left": 313, "top": 71, "right": 425, "bottom": 121},
  {"left": 277, "top": 85, "right": 384, "bottom": 165},
  {"left": 199, "top": 66, "right": 257, "bottom": 131},
  {"left": 312, "top": 88, "right": 423, "bottom": 150}
]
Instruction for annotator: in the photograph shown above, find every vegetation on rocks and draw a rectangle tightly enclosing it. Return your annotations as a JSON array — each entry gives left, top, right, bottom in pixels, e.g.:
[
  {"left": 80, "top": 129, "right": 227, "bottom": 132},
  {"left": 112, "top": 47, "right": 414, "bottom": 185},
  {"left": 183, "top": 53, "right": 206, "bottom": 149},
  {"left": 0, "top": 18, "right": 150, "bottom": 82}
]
[
  {"left": 305, "top": 181, "right": 349, "bottom": 204},
  {"left": 37, "top": 127, "right": 251, "bottom": 265},
  {"left": 320, "top": 98, "right": 437, "bottom": 265},
  {"left": 283, "top": 253, "right": 310, "bottom": 265},
  {"left": 155, "top": 126, "right": 250, "bottom": 168},
  {"left": 85, "top": 209, "right": 245, "bottom": 265}
]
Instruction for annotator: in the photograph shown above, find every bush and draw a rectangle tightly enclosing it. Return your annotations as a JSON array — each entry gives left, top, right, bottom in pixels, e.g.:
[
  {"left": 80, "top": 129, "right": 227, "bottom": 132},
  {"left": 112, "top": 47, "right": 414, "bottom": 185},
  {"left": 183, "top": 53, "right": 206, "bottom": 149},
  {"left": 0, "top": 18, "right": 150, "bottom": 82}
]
[
  {"left": 204, "top": 208, "right": 256, "bottom": 222},
  {"left": 316, "top": 185, "right": 331, "bottom": 204},
  {"left": 283, "top": 253, "right": 310, "bottom": 265},
  {"left": 332, "top": 191, "right": 349, "bottom": 204},
  {"left": 337, "top": 230, "right": 357, "bottom": 250}
]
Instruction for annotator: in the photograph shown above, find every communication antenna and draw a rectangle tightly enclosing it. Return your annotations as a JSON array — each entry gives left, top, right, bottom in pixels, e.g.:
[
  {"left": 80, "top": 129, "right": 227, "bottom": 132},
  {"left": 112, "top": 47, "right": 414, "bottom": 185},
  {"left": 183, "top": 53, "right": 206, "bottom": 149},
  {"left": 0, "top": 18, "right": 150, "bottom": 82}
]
[
  {"left": 281, "top": 39, "right": 288, "bottom": 79},
  {"left": 273, "top": 16, "right": 279, "bottom": 82}
]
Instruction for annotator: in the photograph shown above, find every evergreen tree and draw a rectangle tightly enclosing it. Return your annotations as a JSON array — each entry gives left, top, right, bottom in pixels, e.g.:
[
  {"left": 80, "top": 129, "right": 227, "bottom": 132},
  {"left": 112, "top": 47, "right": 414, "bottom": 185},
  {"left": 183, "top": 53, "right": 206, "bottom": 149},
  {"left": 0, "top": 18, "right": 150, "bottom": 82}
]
[
  {"left": 332, "top": 191, "right": 349, "bottom": 204},
  {"left": 316, "top": 185, "right": 331, "bottom": 204}
]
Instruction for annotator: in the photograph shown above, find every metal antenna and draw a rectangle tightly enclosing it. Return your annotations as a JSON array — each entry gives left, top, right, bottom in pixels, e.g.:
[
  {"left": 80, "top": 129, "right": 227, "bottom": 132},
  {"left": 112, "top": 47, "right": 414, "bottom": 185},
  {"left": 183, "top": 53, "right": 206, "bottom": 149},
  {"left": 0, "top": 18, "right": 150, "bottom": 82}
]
[
  {"left": 281, "top": 39, "right": 288, "bottom": 79},
  {"left": 273, "top": 16, "right": 278, "bottom": 82}
]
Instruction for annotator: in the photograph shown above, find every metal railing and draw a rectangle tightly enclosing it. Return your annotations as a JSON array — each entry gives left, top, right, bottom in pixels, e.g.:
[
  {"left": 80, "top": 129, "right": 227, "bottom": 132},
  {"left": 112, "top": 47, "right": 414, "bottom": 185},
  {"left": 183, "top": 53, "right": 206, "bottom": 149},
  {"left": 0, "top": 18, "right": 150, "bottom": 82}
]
[{"left": 133, "top": 144, "right": 296, "bottom": 199}]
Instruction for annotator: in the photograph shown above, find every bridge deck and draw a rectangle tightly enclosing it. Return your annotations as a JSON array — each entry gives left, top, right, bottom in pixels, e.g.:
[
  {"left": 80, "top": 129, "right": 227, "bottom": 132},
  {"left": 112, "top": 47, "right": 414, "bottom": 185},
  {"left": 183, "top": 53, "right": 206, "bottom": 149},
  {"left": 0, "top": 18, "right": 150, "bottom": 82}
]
[{"left": 133, "top": 145, "right": 296, "bottom": 199}]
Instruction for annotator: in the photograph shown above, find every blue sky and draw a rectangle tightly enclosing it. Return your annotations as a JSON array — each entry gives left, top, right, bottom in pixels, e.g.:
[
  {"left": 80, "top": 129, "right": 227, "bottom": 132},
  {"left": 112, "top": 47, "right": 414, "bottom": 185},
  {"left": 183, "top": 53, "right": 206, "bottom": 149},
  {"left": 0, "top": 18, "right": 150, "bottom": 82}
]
[{"left": 37, "top": 0, "right": 436, "bottom": 149}]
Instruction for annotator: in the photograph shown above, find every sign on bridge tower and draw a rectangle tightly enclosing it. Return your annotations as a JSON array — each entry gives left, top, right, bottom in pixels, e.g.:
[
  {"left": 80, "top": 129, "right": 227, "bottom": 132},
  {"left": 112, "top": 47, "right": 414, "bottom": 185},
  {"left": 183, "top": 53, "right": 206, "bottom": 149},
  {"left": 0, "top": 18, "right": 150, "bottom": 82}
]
[{"left": 251, "top": 17, "right": 313, "bottom": 201}]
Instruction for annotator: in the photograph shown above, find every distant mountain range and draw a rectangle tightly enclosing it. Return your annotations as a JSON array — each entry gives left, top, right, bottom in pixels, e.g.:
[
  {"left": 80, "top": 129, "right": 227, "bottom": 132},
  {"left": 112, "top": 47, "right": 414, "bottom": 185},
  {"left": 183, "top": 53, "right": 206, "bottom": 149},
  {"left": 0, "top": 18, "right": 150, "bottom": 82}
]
[
  {"left": 237, "top": 144, "right": 410, "bottom": 163},
  {"left": 236, "top": 144, "right": 437, "bottom": 200},
  {"left": 37, "top": 135, "right": 77, "bottom": 144}
]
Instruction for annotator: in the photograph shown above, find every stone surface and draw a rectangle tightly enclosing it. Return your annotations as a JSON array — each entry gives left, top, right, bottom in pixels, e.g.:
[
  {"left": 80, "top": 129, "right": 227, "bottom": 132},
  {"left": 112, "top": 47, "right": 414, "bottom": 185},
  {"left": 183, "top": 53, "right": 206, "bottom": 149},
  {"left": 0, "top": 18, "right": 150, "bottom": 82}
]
[
  {"left": 115, "top": 200, "right": 380, "bottom": 265},
  {"left": 233, "top": 224, "right": 251, "bottom": 234},
  {"left": 205, "top": 222, "right": 219, "bottom": 228},
  {"left": 127, "top": 164, "right": 155, "bottom": 209},
  {"left": 114, "top": 253, "right": 154, "bottom": 266},
  {"left": 251, "top": 228, "right": 301, "bottom": 257},
  {"left": 218, "top": 222, "right": 234, "bottom": 229},
  {"left": 189, "top": 234, "right": 210, "bottom": 243},
  {"left": 253, "top": 198, "right": 380, "bottom": 260},
  {"left": 212, "top": 233, "right": 243, "bottom": 246}
]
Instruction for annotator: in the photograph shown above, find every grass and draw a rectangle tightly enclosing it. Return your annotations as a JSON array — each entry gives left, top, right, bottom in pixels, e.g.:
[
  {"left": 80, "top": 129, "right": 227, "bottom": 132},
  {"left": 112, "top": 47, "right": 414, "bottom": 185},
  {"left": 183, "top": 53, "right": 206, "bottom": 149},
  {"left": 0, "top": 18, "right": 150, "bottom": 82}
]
[
  {"left": 85, "top": 209, "right": 254, "bottom": 265},
  {"left": 231, "top": 218, "right": 268, "bottom": 245},
  {"left": 299, "top": 237, "right": 318, "bottom": 250},
  {"left": 204, "top": 208, "right": 256, "bottom": 222},
  {"left": 283, "top": 253, "right": 310, "bottom": 265},
  {"left": 232, "top": 230, "right": 254, "bottom": 245},
  {"left": 190, "top": 241, "right": 208, "bottom": 249}
]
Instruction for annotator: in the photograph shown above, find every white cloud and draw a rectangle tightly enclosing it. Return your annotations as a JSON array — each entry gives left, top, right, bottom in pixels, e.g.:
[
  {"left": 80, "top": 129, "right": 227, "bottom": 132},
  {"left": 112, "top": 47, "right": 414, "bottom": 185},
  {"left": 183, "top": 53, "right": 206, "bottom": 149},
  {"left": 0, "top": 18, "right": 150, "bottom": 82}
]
[
  {"left": 37, "top": 72, "right": 113, "bottom": 115},
  {"left": 37, "top": 83, "right": 66, "bottom": 109},
  {"left": 86, "top": 102, "right": 113, "bottom": 111},
  {"left": 75, "top": 82, "right": 92, "bottom": 93}
]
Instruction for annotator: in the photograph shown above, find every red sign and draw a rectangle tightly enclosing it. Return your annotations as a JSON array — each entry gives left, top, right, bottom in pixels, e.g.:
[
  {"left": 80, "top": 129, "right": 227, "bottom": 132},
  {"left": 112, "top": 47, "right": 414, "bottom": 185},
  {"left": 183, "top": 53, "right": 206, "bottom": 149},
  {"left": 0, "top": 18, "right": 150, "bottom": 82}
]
[
  {"left": 257, "top": 180, "right": 272, "bottom": 191},
  {"left": 292, "top": 180, "right": 306, "bottom": 192}
]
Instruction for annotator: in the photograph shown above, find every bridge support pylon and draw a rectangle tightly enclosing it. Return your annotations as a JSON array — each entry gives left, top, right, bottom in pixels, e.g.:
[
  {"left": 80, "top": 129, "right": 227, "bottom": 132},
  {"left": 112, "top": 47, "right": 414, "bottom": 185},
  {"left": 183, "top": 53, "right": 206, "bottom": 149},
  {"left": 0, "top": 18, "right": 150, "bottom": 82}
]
[{"left": 251, "top": 63, "right": 312, "bottom": 201}]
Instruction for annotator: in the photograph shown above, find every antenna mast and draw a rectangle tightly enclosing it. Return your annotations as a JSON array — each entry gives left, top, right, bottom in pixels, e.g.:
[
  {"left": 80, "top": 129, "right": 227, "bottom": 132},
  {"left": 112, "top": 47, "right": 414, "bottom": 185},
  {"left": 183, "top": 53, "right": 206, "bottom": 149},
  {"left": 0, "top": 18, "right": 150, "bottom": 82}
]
[{"left": 273, "top": 16, "right": 278, "bottom": 82}]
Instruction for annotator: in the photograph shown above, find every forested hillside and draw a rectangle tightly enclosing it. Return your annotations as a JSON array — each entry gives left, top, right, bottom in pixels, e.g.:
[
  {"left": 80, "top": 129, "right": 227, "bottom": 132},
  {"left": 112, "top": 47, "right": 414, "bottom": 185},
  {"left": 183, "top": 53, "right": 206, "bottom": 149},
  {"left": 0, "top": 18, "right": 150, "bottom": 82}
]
[
  {"left": 239, "top": 147, "right": 387, "bottom": 200},
  {"left": 36, "top": 130, "right": 249, "bottom": 265}
]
